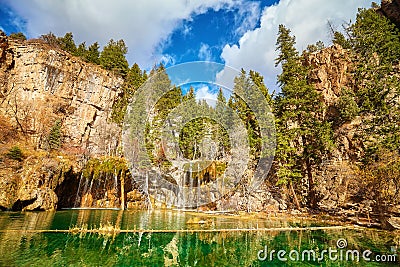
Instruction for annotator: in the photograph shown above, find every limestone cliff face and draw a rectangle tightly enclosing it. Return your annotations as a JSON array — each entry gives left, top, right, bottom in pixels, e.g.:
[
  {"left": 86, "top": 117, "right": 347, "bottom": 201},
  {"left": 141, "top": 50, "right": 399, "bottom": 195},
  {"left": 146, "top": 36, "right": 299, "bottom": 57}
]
[
  {"left": 304, "top": 44, "right": 352, "bottom": 108},
  {"left": 303, "top": 45, "right": 367, "bottom": 213},
  {"left": 0, "top": 31, "right": 123, "bottom": 155},
  {"left": 0, "top": 31, "right": 125, "bottom": 211}
]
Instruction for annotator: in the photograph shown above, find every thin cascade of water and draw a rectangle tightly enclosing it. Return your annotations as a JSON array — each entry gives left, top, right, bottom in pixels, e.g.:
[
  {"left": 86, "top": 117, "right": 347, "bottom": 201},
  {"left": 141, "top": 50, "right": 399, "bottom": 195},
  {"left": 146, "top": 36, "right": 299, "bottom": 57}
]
[
  {"left": 113, "top": 169, "right": 118, "bottom": 193},
  {"left": 189, "top": 161, "right": 192, "bottom": 208},
  {"left": 146, "top": 171, "right": 153, "bottom": 210},
  {"left": 197, "top": 174, "right": 200, "bottom": 209},
  {"left": 73, "top": 172, "right": 84, "bottom": 208}
]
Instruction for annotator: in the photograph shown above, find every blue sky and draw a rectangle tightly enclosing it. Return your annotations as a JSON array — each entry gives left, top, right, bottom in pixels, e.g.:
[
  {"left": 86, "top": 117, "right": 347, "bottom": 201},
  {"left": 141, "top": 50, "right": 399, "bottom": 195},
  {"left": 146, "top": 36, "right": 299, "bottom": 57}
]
[{"left": 0, "top": 0, "right": 373, "bottom": 99}]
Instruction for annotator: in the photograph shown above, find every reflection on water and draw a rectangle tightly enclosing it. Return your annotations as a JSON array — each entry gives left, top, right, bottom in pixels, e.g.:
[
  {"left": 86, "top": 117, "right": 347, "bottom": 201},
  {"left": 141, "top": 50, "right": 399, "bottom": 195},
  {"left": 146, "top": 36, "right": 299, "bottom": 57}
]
[{"left": 0, "top": 210, "right": 398, "bottom": 266}]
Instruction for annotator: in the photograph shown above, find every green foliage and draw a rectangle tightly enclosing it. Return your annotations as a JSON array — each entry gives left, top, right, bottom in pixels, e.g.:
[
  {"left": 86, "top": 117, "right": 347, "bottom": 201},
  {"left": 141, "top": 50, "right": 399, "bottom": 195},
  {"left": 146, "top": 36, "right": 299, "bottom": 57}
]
[
  {"left": 336, "top": 88, "right": 360, "bottom": 122},
  {"left": 58, "top": 32, "right": 77, "bottom": 54},
  {"left": 75, "top": 42, "right": 87, "bottom": 58},
  {"left": 48, "top": 120, "right": 62, "bottom": 150},
  {"left": 85, "top": 42, "right": 100, "bottom": 64},
  {"left": 306, "top": 41, "right": 325, "bottom": 53},
  {"left": 99, "top": 39, "right": 129, "bottom": 77},
  {"left": 229, "top": 69, "right": 262, "bottom": 157},
  {"left": 9, "top": 32, "right": 26, "bottom": 40},
  {"left": 112, "top": 63, "right": 147, "bottom": 124},
  {"left": 349, "top": 8, "right": 400, "bottom": 65},
  {"left": 82, "top": 157, "right": 128, "bottom": 180},
  {"left": 6, "top": 146, "right": 23, "bottom": 161},
  {"left": 334, "top": 8, "right": 400, "bottom": 156},
  {"left": 275, "top": 25, "right": 334, "bottom": 206},
  {"left": 332, "top": 31, "right": 352, "bottom": 49}
]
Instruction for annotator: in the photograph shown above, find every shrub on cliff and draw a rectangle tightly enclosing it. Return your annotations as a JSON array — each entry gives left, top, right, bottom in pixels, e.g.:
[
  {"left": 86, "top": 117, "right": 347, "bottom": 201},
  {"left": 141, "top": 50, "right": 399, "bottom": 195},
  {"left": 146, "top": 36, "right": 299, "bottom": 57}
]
[
  {"left": 48, "top": 120, "right": 62, "bottom": 150},
  {"left": 6, "top": 146, "right": 23, "bottom": 162},
  {"left": 336, "top": 88, "right": 360, "bottom": 123},
  {"left": 9, "top": 32, "right": 26, "bottom": 41}
]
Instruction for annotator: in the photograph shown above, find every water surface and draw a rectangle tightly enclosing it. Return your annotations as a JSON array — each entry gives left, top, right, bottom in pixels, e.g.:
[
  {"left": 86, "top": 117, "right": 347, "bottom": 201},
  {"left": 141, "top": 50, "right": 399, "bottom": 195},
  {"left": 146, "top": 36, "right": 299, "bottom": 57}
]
[{"left": 0, "top": 210, "right": 398, "bottom": 266}]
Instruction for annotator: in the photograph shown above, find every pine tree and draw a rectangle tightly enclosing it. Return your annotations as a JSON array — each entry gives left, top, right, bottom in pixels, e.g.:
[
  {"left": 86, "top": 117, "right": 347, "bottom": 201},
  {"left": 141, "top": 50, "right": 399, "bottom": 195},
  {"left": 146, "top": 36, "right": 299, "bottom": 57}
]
[
  {"left": 275, "top": 25, "right": 333, "bottom": 208},
  {"left": 58, "top": 32, "right": 77, "bottom": 54},
  {"left": 6, "top": 146, "right": 23, "bottom": 161},
  {"left": 112, "top": 63, "right": 147, "bottom": 124},
  {"left": 99, "top": 39, "right": 129, "bottom": 77},
  {"left": 86, "top": 42, "right": 100, "bottom": 64},
  {"left": 75, "top": 42, "right": 87, "bottom": 58},
  {"left": 344, "top": 8, "right": 400, "bottom": 157}
]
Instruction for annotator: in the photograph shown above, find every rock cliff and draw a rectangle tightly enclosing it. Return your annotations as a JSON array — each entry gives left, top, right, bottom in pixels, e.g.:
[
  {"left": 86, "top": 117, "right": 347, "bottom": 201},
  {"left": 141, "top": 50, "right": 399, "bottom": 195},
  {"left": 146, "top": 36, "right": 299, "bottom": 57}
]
[
  {"left": 0, "top": 31, "right": 123, "bottom": 155},
  {"left": 0, "top": 31, "right": 125, "bottom": 210}
]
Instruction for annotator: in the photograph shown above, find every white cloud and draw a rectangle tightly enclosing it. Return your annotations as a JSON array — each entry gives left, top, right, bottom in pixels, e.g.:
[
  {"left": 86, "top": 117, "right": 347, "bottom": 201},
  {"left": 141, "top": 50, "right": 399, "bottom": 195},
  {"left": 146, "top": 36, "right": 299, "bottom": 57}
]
[
  {"left": 4, "top": 0, "right": 241, "bottom": 69},
  {"left": 195, "top": 86, "right": 218, "bottom": 107},
  {"left": 218, "top": 0, "right": 374, "bottom": 91},
  {"left": 234, "top": 1, "right": 261, "bottom": 36},
  {"left": 198, "top": 43, "right": 212, "bottom": 61},
  {"left": 181, "top": 24, "right": 192, "bottom": 37}
]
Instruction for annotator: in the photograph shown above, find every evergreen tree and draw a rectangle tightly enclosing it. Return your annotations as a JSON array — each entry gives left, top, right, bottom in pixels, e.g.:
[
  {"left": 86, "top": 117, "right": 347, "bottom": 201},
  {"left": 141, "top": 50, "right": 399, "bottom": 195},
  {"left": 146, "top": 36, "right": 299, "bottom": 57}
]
[
  {"left": 215, "top": 88, "right": 230, "bottom": 156},
  {"left": 75, "top": 42, "right": 87, "bottom": 58},
  {"left": 275, "top": 25, "right": 333, "bottom": 208},
  {"left": 58, "top": 32, "right": 77, "bottom": 54},
  {"left": 99, "top": 39, "right": 129, "bottom": 76},
  {"left": 112, "top": 63, "right": 147, "bottom": 124},
  {"left": 6, "top": 146, "right": 23, "bottom": 161},
  {"left": 86, "top": 42, "right": 100, "bottom": 64},
  {"left": 343, "top": 8, "right": 400, "bottom": 156},
  {"left": 9, "top": 32, "right": 26, "bottom": 40}
]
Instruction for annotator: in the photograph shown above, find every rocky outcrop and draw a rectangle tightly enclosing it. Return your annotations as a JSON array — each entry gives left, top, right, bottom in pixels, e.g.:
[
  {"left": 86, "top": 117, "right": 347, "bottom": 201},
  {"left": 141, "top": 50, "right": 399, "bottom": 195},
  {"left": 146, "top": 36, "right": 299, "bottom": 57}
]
[
  {"left": 0, "top": 32, "right": 123, "bottom": 155},
  {"left": 303, "top": 44, "right": 352, "bottom": 109},
  {"left": 0, "top": 31, "right": 125, "bottom": 210}
]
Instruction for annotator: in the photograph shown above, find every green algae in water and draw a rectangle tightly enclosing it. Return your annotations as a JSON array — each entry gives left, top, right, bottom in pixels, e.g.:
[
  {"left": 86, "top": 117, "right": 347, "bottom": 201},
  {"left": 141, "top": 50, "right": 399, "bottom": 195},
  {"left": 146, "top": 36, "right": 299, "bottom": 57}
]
[{"left": 0, "top": 210, "right": 398, "bottom": 266}]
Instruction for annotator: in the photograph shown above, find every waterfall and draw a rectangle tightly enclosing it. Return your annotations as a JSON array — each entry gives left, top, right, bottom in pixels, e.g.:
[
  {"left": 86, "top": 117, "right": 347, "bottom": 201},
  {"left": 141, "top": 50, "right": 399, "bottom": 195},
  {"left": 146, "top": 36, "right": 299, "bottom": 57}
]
[
  {"left": 188, "top": 161, "right": 192, "bottom": 208},
  {"left": 113, "top": 169, "right": 118, "bottom": 194},
  {"left": 146, "top": 171, "right": 153, "bottom": 210},
  {"left": 197, "top": 174, "right": 200, "bottom": 209},
  {"left": 73, "top": 172, "right": 84, "bottom": 208}
]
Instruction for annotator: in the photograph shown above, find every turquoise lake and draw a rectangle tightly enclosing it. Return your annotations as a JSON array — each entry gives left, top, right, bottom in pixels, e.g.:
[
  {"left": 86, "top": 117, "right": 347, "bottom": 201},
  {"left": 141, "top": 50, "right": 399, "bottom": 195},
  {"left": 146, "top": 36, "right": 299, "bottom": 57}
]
[{"left": 0, "top": 210, "right": 398, "bottom": 266}]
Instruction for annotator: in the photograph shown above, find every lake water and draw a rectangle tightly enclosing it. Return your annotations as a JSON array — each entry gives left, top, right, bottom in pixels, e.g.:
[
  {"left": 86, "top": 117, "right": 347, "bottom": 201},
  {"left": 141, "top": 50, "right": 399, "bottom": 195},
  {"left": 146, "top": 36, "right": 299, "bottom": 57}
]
[{"left": 0, "top": 210, "right": 398, "bottom": 266}]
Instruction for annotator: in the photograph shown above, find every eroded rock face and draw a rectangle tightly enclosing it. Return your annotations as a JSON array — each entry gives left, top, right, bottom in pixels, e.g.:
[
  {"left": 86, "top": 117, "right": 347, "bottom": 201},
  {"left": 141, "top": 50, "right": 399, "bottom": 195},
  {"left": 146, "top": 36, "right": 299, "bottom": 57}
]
[
  {"left": 0, "top": 32, "right": 125, "bottom": 210},
  {"left": 303, "top": 44, "right": 352, "bottom": 109},
  {"left": 0, "top": 33, "right": 123, "bottom": 155}
]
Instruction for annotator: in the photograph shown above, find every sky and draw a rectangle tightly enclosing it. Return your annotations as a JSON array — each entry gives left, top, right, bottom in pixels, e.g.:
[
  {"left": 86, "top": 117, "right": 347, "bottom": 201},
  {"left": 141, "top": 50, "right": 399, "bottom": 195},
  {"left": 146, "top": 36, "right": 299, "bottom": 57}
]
[{"left": 0, "top": 0, "right": 374, "bottom": 100}]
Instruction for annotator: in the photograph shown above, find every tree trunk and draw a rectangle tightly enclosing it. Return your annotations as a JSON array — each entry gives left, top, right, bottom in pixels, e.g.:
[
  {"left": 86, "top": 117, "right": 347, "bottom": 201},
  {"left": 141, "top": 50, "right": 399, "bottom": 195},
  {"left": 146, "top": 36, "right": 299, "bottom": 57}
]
[
  {"left": 306, "top": 158, "right": 317, "bottom": 209},
  {"left": 290, "top": 181, "right": 301, "bottom": 210}
]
